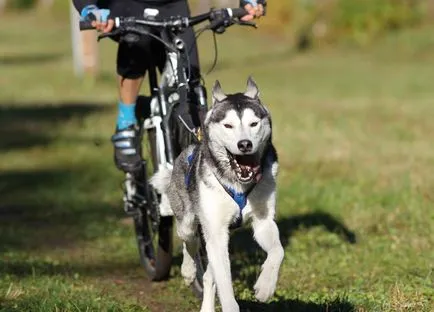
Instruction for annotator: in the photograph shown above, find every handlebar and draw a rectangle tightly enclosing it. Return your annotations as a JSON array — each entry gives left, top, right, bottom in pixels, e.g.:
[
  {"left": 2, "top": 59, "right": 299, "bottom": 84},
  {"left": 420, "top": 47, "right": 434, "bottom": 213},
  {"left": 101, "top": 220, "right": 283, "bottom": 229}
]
[
  {"left": 79, "top": 7, "right": 252, "bottom": 33},
  {"left": 80, "top": 20, "right": 94, "bottom": 31}
]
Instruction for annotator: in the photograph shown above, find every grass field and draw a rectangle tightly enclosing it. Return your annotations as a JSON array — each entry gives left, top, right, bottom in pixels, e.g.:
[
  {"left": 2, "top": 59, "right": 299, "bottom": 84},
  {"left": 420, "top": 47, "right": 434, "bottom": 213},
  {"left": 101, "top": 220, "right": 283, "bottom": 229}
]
[{"left": 1, "top": 11, "right": 433, "bottom": 312}]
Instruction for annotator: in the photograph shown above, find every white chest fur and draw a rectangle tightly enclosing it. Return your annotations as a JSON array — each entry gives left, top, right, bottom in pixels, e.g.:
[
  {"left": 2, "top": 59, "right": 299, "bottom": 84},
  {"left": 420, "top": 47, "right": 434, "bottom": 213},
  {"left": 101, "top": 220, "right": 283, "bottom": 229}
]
[
  {"left": 197, "top": 167, "right": 277, "bottom": 229},
  {"left": 198, "top": 178, "right": 240, "bottom": 228}
]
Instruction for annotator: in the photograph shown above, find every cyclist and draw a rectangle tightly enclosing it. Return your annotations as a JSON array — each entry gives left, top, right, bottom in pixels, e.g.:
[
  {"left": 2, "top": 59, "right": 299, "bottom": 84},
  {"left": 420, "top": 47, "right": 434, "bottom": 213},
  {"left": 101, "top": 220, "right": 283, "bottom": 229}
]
[{"left": 72, "top": 0, "right": 265, "bottom": 173}]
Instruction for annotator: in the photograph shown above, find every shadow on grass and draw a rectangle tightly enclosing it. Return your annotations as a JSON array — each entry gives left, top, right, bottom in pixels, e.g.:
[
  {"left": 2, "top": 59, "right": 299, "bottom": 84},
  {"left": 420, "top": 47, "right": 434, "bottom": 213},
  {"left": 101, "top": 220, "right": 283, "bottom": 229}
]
[
  {"left": 228, "top": 212, "right": 357, "bottom": 311},
  {"left": 230, "top": 211, "right": 357, "bottom": 281},
  {"left": 0, "top": 101, "right": 152, "bottom": 282},
  {"left": 239, "top": 296, "right": 355, "bottom": 312},
  {"left": 278, "top": 211, "right": 357, "bottom": 247},
  {"left": 0, "top": 167, "right": 124, "bottom": 252},
  {"left": 0, "top": 168, "right": 145, "bottom": 281},
  {"left": 0, "top": 257, "right": 144, "bottom": 279},
  {"left": 0, "top": 102, "right": 110, "bottom": 151},
  {"left": 0, "top": 52, "right": 64, "bottom": 66}
]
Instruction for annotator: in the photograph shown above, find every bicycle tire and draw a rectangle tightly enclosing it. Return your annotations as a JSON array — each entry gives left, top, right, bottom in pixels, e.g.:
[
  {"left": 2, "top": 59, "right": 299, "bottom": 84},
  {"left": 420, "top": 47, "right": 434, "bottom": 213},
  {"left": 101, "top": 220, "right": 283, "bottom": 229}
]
[
  {"left": 139, "top": 127, "right": 174, "bottom": 281},
  {"left": 130, "top": 95, "right": 174, "bottom": 281}
]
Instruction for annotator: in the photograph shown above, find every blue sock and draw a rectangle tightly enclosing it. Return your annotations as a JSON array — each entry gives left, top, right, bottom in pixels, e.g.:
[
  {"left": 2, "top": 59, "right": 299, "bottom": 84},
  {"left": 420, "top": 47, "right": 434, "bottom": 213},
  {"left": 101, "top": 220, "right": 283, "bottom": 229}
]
[{"left": 116, "top": 101, "right": 137, "bottom": 130}]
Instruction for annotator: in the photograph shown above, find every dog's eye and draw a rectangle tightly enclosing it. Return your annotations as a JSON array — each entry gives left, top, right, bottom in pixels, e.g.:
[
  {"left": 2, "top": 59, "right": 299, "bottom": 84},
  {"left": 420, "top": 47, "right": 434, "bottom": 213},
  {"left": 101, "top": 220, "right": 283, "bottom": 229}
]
[
  {"left": 223, "top": 124, "right": 233, "bottom": 129},
  {"left": 250, "top": 122, "right": 259, "bottom": 127}
]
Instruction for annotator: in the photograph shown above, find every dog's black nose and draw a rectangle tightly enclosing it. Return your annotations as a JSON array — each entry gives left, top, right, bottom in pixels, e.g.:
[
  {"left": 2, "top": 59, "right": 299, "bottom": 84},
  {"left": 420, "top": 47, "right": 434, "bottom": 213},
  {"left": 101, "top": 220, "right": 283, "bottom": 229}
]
[{"left": 237, "top": 140, "right": 253, "bottom": 153}]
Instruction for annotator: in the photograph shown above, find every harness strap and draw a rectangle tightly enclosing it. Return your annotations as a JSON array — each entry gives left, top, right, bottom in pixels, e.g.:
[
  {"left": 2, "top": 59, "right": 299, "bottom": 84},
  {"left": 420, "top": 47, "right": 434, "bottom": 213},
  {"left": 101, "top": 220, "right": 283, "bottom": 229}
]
[
  {"left": 185, "top": 144, "right": 201, "bottom": 187},
  {"left": 224, "top": 184, "right": 255, "bottom": 229}
]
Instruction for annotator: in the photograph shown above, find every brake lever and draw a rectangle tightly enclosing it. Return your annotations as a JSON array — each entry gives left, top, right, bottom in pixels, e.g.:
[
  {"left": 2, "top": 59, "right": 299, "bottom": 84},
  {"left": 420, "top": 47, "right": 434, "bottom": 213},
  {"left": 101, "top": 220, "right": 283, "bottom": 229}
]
[
  {"left": 235, "top": 20, "right": 257, "bottom": 29},
  {"left": 97, "top": 28, "right": 123, "bottom": 41},
  {"left": 207, "top": 17, "right": 257, "bottom": 34}
]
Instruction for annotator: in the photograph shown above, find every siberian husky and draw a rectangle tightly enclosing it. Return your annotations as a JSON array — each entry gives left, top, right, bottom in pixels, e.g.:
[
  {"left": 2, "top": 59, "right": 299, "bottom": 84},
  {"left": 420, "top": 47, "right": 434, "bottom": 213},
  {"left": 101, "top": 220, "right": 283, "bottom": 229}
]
[{"left": 151, "top": 77, "right": 284, "bottom": 312}]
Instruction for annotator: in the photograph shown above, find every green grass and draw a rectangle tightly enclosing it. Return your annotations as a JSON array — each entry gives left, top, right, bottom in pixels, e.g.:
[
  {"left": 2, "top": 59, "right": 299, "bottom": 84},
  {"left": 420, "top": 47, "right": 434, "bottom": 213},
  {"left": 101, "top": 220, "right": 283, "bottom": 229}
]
[{"left": 1, "top": 11, "right": 433, "bottom": 312}]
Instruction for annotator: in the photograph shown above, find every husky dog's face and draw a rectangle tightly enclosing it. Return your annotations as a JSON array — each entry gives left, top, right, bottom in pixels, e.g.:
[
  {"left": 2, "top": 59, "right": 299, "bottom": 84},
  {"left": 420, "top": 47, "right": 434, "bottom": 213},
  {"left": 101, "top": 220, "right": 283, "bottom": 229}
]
[{"left": 204, "top": 77, "right": 272, "bottom": 184}]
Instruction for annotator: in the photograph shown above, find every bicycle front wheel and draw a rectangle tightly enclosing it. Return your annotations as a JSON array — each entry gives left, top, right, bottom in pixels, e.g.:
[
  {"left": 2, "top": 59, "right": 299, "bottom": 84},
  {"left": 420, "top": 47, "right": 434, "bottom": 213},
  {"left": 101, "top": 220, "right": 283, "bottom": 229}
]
[{"left": 133, "top": 127, "right": 174, "bottom": 281}]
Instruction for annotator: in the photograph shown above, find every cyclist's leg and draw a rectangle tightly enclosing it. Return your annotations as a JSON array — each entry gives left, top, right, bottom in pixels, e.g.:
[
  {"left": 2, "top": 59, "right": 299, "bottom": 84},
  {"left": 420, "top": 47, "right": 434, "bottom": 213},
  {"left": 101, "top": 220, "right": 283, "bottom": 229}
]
[
  {"left": 111, "top": 0, "right": 157, "bottom": 173},
  {"left": 111, "top": 42, "right": 147, "bottom": 173}
]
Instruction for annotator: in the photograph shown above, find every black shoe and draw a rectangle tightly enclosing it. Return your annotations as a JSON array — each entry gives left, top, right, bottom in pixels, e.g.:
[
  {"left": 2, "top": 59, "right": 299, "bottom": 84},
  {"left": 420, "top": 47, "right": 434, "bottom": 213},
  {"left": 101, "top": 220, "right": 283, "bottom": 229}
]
[{"left": 111, "top": 125, "right": 142, "bottom": 173}]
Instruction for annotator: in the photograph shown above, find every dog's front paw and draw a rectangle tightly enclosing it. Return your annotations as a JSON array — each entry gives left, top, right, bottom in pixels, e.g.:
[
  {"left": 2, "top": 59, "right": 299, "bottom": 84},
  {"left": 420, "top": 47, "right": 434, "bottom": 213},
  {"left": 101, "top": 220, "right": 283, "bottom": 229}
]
[
  {"left": 181, "top": 258, "right": 196, "bottom": 286},
  {"left": 253, "top": 269, "right": 277, "bottom": 302}
]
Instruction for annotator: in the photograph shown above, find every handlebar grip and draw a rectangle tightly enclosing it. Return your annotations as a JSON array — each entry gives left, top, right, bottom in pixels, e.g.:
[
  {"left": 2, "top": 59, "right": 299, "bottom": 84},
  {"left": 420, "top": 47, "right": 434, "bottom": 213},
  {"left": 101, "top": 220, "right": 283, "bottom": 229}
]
[
  {"left": 208, "top": 8, "right": 248, "bottom": 31},
  {"left": 231, "top": 8, "right": 248, "bottom": 18},
  {"left": 208, "top": 18, "right": 223, "bottom": 31},
  {"left": 79, "top": 20, "right": 95, "bottom": 31}
]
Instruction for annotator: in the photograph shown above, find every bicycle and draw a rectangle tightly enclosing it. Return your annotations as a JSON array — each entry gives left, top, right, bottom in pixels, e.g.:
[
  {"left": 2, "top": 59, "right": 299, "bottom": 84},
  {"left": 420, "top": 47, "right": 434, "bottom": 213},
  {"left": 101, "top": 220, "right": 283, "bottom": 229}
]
[{"left": 79, "top": 7, "right": 256, "bottom": 297}]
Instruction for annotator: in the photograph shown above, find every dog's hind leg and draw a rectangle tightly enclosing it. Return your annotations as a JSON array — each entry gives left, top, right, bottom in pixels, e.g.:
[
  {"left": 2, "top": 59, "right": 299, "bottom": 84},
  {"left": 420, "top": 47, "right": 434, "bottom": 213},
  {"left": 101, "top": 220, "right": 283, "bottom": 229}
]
[
  {"left": 181, "top": 237, "right": 198, "bottom": 286},
  {"left": 177, "top": 212, "right": 198, "bottom": 286},
  {"left": 251, "top": 216, "right": 284, "bottom": 302},
  {"left": 200, "top": 264, "right": 216, "bottom": 312}
]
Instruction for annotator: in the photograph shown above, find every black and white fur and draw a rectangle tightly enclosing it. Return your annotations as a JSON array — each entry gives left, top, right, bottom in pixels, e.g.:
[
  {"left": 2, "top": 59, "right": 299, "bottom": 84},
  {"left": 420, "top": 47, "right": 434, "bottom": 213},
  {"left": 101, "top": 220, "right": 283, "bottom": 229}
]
[{"left": 151, "top": 77, "right": 284, "bottom": 312}]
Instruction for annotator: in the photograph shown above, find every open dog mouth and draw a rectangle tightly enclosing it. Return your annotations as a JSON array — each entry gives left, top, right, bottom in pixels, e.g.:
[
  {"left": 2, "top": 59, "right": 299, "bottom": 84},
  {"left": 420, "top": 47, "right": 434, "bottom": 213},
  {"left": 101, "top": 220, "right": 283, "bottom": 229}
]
[{"left": 227, "top": 150, "right": 261, "bottom": 183}]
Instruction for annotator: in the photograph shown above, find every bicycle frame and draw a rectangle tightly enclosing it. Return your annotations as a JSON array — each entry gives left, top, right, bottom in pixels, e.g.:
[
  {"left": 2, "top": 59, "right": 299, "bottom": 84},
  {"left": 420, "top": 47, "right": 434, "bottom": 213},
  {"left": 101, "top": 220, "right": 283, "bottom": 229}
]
[
  {"left": 144, "top": 42, "right": 182, "bottom": 169},
  {"left": 128, "top": 25, "right": 197, "bottom": 217}
]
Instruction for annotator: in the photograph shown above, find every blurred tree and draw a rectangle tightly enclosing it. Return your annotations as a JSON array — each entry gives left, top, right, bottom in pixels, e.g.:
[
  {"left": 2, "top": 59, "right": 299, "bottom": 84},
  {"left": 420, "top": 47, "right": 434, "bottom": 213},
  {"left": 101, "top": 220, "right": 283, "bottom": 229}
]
[
  {"left": 8, "top": 0, "right": 35, "bottom": 9},
  {"left": 0, "top": 0, "right": 6, "bottom": 14},
  {"left": 331, "top": 0, "right": 425, "bottom": 45},
  {"left": 257, "top": 0, "right": 294, "bottom": 36},
  {"left": 3, "top": 0, "right": 54, "bottom": 11},
  {"left": 429, "top": 0, "right": 434, "bottom": 18},
  {"left": 296, "top": 0, "right": 336, "bottom": 50}
]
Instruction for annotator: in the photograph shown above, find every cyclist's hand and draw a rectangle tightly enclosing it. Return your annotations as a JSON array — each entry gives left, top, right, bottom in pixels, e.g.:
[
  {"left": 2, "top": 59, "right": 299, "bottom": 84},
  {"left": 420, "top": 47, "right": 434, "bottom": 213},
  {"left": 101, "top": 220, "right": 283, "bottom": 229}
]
[
  {"left": 241, "top": 0, "right": 264, "bottom": 21},
  {"left": 80, "top": 5, "right": 114, "bottom": 33},
  {"left": 92, "top": 18, "right": 115, "bottom": 33}
]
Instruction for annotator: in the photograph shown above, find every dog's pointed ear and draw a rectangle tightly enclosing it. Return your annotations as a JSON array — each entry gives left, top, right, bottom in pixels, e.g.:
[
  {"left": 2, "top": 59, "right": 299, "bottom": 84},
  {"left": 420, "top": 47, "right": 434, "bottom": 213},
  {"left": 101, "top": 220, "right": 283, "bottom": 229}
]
[
  {"left": 244, "top": 76, "right": 260, "bottom": 99},
  {"left": 212, "top": 80, "right": 227, "bottom": 103}
]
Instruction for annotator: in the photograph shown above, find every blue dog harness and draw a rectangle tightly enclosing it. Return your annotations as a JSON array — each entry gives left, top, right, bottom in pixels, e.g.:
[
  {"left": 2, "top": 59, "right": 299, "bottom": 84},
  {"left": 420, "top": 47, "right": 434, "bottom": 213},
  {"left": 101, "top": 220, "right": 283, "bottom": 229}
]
[{"left": 185, "top": 145, "right": 273, "bottom": 229}]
